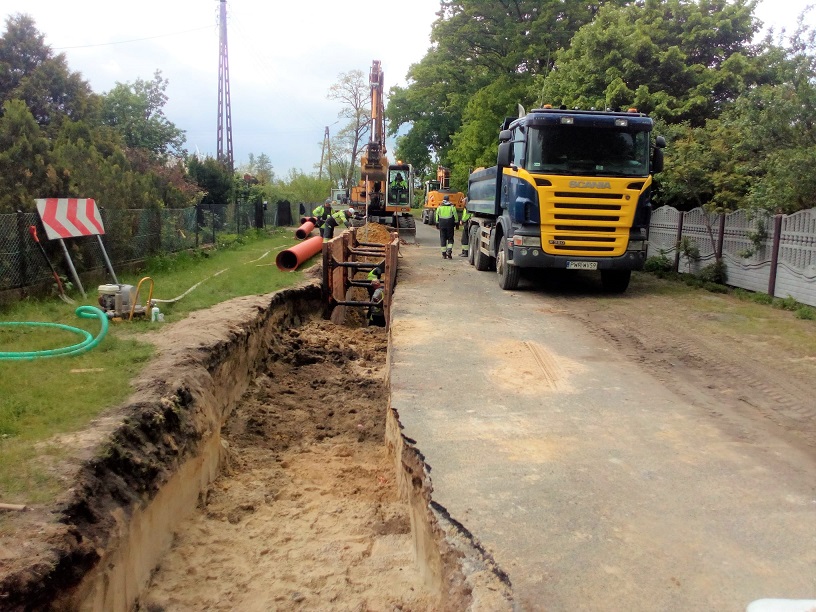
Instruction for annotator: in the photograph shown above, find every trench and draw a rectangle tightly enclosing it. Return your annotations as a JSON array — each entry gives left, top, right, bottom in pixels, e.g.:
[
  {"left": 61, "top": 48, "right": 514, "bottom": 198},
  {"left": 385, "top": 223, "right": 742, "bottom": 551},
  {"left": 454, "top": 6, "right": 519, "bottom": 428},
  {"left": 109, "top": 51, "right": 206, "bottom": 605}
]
[{"left": 6, "top": 280, "right": 512, "bottom": 610}]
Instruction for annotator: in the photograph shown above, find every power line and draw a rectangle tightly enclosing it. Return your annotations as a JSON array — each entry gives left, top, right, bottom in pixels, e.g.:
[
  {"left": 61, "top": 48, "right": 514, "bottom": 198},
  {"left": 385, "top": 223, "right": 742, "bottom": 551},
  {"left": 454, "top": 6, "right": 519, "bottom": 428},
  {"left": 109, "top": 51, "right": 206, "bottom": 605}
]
[{"left": 51, "top": 26, "right": 213, "bottom": 50}]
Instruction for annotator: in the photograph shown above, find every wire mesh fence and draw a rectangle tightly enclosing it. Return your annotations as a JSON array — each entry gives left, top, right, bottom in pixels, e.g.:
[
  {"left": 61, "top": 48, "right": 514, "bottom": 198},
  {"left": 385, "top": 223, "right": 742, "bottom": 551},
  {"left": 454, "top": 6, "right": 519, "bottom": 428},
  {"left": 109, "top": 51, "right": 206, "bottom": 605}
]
[{"left": 0, "top": 201, "right": 295, "bottom": 294}]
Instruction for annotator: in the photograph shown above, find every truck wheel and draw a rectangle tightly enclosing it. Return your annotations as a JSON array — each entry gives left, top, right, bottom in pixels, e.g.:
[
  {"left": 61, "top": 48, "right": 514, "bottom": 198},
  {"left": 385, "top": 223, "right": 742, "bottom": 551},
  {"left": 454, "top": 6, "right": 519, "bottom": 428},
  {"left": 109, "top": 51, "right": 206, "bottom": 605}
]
[
  {"left": 496, "top": 239, "right": 520, "bottom": 290},
  {"left": 474, "top": 229, "right": 490, "bottom": 271},
  {"left": 601, "top": 269, "right": 631, "bottom": 293}
]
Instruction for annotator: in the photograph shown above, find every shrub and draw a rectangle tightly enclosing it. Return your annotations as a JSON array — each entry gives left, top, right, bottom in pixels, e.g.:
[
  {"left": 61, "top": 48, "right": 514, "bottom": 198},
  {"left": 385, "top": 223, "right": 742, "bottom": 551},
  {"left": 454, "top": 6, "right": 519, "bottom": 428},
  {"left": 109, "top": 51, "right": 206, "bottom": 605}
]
[
  {"left": 750, "top": 292, "right": 774, "bottom": 305},
  {"left": 703, "top": 282, "right": 728, "bottom": 293},
  {"left": 773, "top": 295, "right": 799, "bottom": 311},
  {"left": 645, "top": 254, "right": 672, "bottom": 273},
  {"left": 698, "top": 261, "right": 728, "bottom": 285},
  {"left": 795, "top": 306, "right": 815, "bottom": 320}
]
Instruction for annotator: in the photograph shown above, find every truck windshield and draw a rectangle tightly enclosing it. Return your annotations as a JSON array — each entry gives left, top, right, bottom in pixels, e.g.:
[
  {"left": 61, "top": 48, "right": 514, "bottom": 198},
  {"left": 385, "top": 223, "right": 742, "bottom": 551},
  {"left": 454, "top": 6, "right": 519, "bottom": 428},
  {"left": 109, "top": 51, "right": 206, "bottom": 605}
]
[{"left": 526, "top": 125, "right": 650, "bottom": 177}]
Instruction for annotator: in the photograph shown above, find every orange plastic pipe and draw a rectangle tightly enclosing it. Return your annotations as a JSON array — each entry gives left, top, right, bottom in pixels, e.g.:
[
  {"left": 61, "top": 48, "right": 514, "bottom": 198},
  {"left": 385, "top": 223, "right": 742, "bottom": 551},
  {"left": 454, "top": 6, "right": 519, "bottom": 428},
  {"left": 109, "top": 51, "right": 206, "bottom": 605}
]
[
  {"left": 276, "top": 235, "right": 323, "bottom": 271},
  {"left": 295, "top": 220, "right": 316, "bottom": 239}
]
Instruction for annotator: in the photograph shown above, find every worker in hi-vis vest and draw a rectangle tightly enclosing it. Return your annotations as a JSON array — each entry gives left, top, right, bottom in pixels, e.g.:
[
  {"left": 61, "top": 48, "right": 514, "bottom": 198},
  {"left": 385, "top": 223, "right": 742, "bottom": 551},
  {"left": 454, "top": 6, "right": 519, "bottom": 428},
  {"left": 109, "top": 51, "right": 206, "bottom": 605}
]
[
  {"left": 324, "top": 207, "right": 354, "bottom": 241},
  {"left": 459, "top": 201, "right": 472, "bottom": 257},
  {"left": 435, "top": 195, "right": 459, "bottom": 259}
]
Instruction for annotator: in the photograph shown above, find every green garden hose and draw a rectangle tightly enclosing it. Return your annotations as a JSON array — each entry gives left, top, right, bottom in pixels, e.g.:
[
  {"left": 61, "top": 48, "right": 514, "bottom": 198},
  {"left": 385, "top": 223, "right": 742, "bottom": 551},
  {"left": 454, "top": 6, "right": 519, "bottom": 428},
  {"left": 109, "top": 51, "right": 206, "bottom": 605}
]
[{"left": 0, "top": 306, "right": 109, "bottom": 361}]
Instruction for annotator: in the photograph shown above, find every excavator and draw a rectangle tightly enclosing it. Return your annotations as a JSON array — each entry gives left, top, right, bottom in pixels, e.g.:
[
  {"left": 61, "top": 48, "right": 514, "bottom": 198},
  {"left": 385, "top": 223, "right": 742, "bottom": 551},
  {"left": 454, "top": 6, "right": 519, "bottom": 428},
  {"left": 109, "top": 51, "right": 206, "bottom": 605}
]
[
  {"left": 350, "top": 60, "right": 417, "bottom": 242},
  {"left": 420, "top": 166, "right": 466, "bottom": 225}
]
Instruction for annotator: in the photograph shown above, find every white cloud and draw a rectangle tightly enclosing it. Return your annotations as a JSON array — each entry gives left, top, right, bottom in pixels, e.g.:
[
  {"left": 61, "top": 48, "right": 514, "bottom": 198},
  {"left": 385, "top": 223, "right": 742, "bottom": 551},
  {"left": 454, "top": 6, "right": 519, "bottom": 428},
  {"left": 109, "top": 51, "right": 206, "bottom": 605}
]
[
  {"left": 4, "top": 0, "right": 814, "bottom": 177},
  {"left": 2, "top": 0, "right": 440, "bottom": 176}
]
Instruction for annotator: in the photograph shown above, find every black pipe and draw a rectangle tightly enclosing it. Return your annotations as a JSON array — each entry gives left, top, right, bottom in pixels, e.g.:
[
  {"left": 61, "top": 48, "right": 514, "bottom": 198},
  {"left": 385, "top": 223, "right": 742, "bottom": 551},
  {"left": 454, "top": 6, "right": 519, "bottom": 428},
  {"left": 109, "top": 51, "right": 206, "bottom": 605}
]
[
  {"left": 357, "top": 241, "right": 392, "bottom": 247},
  {"left": 330, "top": 261, "right": 382, "bottom": 269}
]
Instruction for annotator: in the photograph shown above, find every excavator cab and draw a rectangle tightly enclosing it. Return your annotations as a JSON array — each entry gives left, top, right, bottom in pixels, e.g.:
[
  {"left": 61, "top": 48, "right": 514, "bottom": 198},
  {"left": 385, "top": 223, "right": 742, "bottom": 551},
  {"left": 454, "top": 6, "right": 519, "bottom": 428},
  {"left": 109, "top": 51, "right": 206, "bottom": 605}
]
[
  {"left": 388, "top": 169, "right": 410, "bottom": 207},
  {"left": 387, "top": 164, "right": 416, "bottom": 242}
]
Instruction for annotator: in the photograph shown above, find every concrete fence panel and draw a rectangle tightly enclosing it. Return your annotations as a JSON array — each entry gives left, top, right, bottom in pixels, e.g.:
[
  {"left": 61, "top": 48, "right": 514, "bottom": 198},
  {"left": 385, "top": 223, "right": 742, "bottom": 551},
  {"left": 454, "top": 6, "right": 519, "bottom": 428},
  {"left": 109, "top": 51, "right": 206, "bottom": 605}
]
[{"left": 774, "top": 209, "right": 816, "bottom": 306}]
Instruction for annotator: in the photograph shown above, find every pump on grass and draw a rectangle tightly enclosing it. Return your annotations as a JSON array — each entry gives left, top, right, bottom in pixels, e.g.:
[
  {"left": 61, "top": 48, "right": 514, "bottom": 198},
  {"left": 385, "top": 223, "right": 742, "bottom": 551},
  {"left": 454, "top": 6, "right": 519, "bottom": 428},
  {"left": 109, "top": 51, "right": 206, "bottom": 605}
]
[{"left": 97, "top": 277, "right": 156, "bottom": 321}]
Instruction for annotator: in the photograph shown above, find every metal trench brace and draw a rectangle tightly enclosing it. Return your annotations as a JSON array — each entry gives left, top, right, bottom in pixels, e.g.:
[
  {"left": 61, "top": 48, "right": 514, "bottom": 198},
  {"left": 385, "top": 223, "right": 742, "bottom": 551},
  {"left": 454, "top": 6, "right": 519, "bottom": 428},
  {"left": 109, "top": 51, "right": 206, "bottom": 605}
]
[{"left": 324, "top": 239, "right": 388, "bottom": 323}]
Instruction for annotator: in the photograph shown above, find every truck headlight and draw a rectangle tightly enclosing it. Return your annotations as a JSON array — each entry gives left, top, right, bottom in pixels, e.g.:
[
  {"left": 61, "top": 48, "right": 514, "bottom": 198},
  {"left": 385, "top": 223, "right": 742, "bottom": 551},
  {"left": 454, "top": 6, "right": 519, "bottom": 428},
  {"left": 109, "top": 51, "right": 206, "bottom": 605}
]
[{"left": 512, "top": 235, "right": 541, "bottom": 247}]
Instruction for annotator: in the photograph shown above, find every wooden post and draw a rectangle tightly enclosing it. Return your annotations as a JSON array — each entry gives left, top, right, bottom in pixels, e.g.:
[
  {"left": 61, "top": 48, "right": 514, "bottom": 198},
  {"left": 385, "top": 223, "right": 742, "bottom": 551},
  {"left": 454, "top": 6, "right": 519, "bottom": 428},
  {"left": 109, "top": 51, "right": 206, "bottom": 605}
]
[
  {"left": 716, "top": 212, "right": 726, "bottom": 260},
  {"left": 767, "top": 214, "right": 784, "bottom": 297},
  {"left": 673, "top": 211, "right": 685, "bottom": 273}
]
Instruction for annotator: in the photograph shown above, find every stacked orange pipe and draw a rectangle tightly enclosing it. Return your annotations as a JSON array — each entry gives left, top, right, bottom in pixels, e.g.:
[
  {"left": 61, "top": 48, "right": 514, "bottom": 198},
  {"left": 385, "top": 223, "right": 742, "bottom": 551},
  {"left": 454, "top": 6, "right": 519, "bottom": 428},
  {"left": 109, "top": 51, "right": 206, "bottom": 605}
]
[
  {"left": 276, "top": 235, "right": 323, "bottom": 271},
  {"left": 295, "top": 220, "right": 316, "bottom": 239}
]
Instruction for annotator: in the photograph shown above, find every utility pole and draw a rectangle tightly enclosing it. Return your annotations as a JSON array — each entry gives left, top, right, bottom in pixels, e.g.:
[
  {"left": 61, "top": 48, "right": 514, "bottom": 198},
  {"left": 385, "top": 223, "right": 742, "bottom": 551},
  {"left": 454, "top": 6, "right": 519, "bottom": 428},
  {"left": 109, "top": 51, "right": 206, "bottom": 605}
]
[
  {"left": 319, "top": 126, "right": 333, "bottom": 181},
  {"left": 217, "top": 0, "right": 234, "bottom": 172}
]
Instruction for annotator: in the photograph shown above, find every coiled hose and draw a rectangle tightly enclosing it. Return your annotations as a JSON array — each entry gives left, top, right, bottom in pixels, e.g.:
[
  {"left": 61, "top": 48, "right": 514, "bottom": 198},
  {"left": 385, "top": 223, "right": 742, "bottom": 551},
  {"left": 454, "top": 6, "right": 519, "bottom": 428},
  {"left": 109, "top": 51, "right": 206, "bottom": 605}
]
[{"left": 0, "top": 306, "right": 109, "bottom": 361}]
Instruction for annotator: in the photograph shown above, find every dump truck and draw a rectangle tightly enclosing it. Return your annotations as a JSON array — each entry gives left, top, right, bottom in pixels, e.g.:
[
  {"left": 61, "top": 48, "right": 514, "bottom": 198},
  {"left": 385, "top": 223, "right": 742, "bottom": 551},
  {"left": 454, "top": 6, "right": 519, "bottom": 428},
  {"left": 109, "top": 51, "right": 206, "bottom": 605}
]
[
  {"left": 349, "top": 60, "right": 417, "bottom": 242},
  {"left": 420, "top": 166, "right": 466, "bottom": 225},
  {"left": 466, "top": 105, "right": 666, "bottom": 292}
]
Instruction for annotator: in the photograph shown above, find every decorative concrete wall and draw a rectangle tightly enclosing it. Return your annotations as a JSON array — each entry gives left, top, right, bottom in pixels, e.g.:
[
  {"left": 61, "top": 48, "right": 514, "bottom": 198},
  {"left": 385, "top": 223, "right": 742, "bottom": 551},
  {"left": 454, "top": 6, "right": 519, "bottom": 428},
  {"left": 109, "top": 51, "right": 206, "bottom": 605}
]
[{"left": 648, "top": 206, "right": 816, "bottom": 307}]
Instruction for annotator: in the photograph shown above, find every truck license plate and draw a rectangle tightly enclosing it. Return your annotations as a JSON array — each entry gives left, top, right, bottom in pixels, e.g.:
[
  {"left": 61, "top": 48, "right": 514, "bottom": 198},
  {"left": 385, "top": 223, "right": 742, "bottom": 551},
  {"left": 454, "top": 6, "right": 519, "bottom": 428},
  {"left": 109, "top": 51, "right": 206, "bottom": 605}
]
[{"left": 566, "top": 261, "right": 598, "bottom": 270}]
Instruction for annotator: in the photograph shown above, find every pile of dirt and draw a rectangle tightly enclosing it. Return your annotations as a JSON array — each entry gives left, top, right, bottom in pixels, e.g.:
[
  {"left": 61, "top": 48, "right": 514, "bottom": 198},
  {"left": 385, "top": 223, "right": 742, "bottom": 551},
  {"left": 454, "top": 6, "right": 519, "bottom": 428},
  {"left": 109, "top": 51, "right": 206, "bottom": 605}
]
[
  {"left": 136, "top": 319, "right": 443, "bottom": 611},
  {"left": 355, "top": 222, "right": 394, "bottom": 245}
]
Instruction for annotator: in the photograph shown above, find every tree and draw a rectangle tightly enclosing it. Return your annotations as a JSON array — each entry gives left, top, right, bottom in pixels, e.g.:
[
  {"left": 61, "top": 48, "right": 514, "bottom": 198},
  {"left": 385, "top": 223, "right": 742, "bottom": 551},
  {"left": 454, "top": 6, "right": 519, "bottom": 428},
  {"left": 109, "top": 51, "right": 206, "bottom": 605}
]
[
  {"left": 657, "top": 16, "right": 816, "bottom": 213},
  {"left": 273, "top": 169, "right": 332, "bottom": 206},
  {"left": 536, "top": 0, "right": 761, "bottom": 125},
  {"left": 100, "top": 70, "right": 186, "bottom": 158},
  {"left": 243, "top": 153, "right": 275, "bottom": 184},
  {"left": 0, "top": 14, "right": 97, "bottom": 133},
  {"left": 386, "top": 0, "right": 626, "bottom": 173},
  {"left": 0, "top": 99, "right": 62, "bottom": 213},
  {"left": 187, "top": 156, "right": 232, "bottom": 207},
  {"left": 327, "top": 69, "right": 369, "bottom": 189},
  {"left": 447, "top": 76, "right": 529, "bottom": 190}
]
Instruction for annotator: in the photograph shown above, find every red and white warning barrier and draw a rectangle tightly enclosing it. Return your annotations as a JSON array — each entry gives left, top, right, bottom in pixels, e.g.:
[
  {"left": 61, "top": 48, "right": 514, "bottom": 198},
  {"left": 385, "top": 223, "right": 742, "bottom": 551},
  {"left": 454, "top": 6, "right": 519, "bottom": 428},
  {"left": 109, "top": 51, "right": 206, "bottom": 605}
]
[{"left": 35, "top": 198, "right": 105, "bottom": 240}]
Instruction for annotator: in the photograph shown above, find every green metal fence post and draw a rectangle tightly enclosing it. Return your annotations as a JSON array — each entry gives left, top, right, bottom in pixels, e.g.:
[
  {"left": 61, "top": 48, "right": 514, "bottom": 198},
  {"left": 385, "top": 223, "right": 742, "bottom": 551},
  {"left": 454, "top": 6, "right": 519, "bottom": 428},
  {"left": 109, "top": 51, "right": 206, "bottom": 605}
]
[{"left": 15, "top": 209, "right": 28, "bottom": 292}]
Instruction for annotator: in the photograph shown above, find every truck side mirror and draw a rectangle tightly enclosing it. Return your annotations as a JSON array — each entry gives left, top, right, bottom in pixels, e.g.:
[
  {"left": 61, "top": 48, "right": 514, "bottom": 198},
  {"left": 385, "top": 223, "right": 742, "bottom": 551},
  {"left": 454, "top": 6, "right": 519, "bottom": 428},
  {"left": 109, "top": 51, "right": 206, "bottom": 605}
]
[
  {"left": 652, "top": 135, "right": 666, "bottom": 173},
  {"left": 499, "top": 129, "right": 512, "bottom": 143},
  {"left": 497, "top": 141, "right": 512, "bottom": 167}
]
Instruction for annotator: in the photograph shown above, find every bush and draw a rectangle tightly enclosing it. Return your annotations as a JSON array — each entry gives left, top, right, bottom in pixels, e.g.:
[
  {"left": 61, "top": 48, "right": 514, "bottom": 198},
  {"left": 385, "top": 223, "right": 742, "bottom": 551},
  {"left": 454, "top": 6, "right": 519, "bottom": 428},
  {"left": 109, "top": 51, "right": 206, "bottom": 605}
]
[
  {"left": 683, "top": 275, "right": 704, "bottom": 289},
  {"left": 698, "top": 261, "right": 728, "bottom": 285},
  {"left": 795, "top": 306, "right": 815, "bottom": 320},
  {"left": 703, "top": 282, "right": 728, "bottom": 293},
  {"left": 773, "top": 295, "right": 799, "bottom": 311},
  {"left": 645, "top": 254, "right": 672, "bottom": 273},
  {"left": 750, "top": 292, "right": 774, "bottom": 305}
]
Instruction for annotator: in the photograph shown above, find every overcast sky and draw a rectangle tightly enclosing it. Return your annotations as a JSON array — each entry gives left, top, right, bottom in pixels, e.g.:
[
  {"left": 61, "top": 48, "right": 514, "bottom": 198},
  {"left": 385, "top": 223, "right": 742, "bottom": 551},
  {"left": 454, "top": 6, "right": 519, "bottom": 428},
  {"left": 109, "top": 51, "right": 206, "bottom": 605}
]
[{"left": 2, "top": 0, "right": 814, "bottom": 178}]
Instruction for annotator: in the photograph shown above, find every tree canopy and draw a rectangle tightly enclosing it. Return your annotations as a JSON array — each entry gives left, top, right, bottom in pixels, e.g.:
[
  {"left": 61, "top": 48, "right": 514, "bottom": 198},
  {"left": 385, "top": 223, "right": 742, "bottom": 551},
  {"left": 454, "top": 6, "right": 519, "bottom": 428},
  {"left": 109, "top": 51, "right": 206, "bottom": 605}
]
[{"left": 385, "top": 0, "right": 816, "bottom": 213}]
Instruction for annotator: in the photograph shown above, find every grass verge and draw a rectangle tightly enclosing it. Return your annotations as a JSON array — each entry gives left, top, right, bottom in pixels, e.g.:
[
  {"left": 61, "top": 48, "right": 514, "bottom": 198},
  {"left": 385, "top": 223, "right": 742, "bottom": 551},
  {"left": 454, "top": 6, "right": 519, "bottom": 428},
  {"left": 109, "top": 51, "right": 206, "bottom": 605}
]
[{"left": 0, "top": 226, "right": 314, "bottom": 503}]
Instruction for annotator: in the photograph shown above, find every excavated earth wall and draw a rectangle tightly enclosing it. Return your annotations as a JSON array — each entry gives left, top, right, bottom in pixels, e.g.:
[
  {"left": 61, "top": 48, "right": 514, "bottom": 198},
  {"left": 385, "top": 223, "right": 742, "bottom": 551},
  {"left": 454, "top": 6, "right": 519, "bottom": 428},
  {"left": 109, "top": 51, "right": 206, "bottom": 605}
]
[{"left": 0, "top": 278, "right": 511, "bottom": 611}]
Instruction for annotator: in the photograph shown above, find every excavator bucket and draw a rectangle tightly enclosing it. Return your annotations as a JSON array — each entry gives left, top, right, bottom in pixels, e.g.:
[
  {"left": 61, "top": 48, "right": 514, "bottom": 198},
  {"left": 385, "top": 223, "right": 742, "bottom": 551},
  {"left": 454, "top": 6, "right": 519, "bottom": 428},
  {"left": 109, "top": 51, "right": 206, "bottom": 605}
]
[{"left": 397, "top": 216, "right": 416, "bottom": 243}]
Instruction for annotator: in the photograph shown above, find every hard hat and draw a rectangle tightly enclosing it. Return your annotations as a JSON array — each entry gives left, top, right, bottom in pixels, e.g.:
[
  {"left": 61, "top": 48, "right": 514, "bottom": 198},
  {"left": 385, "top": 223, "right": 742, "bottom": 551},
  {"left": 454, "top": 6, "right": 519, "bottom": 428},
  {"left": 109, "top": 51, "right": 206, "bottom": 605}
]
[
  {"left": 325, "top": 198, "right": 331, "bottom": 204},
  {"left": 443, "top": 195, "right": 450, "bottom": 201},
  {"left": 347, "top": 207, "right": 356, "bottom": 214}
]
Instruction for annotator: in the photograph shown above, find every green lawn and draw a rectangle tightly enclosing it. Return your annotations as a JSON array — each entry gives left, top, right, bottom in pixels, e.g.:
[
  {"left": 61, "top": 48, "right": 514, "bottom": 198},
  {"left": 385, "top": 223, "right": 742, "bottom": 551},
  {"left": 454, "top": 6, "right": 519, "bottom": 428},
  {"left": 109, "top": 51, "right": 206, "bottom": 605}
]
[{"left": 0, "top": 227, "right": 315, "bottom": 503}]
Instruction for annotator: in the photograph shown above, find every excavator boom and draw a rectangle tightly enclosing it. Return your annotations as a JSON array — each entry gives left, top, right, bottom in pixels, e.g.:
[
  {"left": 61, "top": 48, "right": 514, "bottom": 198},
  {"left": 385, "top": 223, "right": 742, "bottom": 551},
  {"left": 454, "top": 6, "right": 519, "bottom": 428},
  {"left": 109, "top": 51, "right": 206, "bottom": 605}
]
[{"left": 351, "top": 60, "right": 416, "bottom": 243}]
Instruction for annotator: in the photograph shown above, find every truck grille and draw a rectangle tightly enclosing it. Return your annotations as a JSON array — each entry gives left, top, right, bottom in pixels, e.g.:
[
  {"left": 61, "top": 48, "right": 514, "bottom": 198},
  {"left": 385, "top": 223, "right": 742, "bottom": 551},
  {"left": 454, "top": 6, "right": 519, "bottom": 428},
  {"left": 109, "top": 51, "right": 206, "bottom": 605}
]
[{"left": 540, "top": 183, "right": 637, "bottom": 257}]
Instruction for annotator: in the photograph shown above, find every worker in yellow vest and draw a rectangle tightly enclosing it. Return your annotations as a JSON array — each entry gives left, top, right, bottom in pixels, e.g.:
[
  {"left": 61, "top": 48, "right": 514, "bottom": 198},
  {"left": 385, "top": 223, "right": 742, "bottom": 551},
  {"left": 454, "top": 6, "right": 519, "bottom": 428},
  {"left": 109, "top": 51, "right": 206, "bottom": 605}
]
[
  {"left": 459, "top": 202, "right": 472, "bottom": 257},
  {"left": 434, "top": 195, "right": 459, "bottom": 259}
]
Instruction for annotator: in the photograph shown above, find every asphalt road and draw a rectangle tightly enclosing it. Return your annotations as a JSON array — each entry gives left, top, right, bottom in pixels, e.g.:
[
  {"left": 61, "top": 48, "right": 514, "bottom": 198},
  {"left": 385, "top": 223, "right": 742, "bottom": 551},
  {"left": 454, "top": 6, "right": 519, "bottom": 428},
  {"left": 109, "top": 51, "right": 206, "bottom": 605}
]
[{"left": 389, "top": 221, "right": 816, "bottom": 611}]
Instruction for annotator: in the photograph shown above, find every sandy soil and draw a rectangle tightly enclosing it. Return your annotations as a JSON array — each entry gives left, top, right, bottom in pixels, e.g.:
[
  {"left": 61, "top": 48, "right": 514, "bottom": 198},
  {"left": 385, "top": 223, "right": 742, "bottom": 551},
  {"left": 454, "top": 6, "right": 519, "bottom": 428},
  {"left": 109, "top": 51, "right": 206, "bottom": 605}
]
[
  {"left": 532, "top": 271, "right": 816, "bottom": 455},
  {"left": 2, "top": 222, "right": 814, "bottom": 610},
  {"left": 136, "top": 320, "right": 441, "bottom": 611}
]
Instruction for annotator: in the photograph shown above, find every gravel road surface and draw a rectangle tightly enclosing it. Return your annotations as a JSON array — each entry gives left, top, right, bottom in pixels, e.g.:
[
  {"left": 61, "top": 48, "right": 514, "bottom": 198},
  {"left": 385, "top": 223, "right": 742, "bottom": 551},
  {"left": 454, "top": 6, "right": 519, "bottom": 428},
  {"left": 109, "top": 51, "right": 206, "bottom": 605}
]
[{"left": 390, "top": 221, "right": 816, "bottom": 611}]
